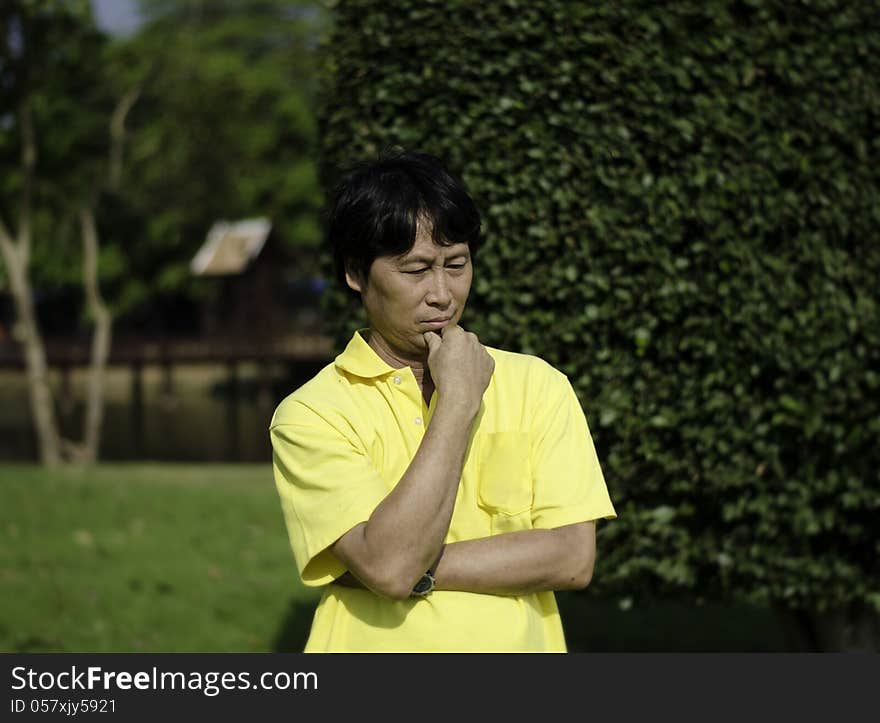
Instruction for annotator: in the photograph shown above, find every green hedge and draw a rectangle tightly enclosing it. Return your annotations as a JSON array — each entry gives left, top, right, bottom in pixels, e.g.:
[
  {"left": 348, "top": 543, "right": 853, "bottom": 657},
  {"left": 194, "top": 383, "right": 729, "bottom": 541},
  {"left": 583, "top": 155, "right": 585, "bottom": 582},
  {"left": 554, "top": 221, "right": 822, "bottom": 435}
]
[{"left": 316, "top": 0, "right": 880, "bottom": 622}]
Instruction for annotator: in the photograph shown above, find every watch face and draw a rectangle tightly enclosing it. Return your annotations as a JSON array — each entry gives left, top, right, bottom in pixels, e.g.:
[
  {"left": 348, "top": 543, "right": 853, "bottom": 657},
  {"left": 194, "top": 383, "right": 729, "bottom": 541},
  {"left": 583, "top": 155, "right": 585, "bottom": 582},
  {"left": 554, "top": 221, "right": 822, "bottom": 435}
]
[{"left": 412, "top": 573, "right": 434, "bottom": 595}]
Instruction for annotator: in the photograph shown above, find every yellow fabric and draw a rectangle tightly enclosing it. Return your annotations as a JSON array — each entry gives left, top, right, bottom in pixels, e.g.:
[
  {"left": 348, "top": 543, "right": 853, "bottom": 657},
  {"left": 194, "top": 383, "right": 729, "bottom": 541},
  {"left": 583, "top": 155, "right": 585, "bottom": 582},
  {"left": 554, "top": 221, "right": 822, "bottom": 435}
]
[{"left": 270, "top": 330, "right": 616, "bottom": 652}]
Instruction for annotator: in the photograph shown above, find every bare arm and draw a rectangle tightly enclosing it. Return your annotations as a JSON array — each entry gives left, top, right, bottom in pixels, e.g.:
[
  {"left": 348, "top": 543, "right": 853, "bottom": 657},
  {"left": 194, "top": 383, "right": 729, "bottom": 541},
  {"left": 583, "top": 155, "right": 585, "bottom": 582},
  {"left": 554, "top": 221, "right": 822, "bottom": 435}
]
[
  {"left": 433, "top": 521, "right": 596, "bottom": 595},
  {"left": 335, "top": 521, "right": 597, "bottom": 596},
  {"left": 331, "top": 326, "right": 494, "bottom": 601}
]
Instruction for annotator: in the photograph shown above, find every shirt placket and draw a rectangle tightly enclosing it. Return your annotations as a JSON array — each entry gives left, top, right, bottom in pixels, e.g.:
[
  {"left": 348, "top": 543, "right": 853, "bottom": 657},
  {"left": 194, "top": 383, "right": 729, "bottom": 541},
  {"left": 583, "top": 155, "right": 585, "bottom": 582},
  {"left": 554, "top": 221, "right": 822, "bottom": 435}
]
[{"left": 389, "top": 370, "right": 426, "bottom": 450}]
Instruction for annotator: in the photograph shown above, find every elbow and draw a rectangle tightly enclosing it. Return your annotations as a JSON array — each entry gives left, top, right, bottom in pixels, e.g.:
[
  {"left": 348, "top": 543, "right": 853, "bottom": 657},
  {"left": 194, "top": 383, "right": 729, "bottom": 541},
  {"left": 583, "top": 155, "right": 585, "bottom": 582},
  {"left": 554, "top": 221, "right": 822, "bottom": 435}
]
[
  {"left": 363, "top": 545, "right": 438, "bottom": 601},
  {"left": 572, "top": 565, "right": 594, "bottom": 590},
  {"left": 371, "top": 573, "right": 413, "bottom": 601},
  {"left": 384, "top": 585, "right": 414, "bottom": 602},
  {"left": 362, "top": 563, "right": 420, "bottom": 602},
  {"left": 340, "top": 525, "right": 422, "bottom": 601},
  {"left": 555, "top": 521, "right": 598, "bottom": 591},
  {"left": 563, "top": 556, "right": 595, "bottom": 591}
]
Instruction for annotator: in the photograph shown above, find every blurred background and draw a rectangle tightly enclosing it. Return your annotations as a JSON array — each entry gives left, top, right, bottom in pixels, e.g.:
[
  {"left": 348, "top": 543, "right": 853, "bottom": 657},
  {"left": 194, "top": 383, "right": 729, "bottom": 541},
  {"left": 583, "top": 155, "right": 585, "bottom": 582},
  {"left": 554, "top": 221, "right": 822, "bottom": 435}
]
[{"left": 1, "top": 0, "right": 877, "bottom": 652}]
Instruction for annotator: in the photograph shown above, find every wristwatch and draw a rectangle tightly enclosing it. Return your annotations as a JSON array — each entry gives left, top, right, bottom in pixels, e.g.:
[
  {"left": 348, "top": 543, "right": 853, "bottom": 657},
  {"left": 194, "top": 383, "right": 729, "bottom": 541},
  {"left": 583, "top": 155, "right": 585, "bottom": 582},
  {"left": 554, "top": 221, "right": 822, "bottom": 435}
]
[{"left": 410, "top": 569, "right": 436, "bottom": 598}]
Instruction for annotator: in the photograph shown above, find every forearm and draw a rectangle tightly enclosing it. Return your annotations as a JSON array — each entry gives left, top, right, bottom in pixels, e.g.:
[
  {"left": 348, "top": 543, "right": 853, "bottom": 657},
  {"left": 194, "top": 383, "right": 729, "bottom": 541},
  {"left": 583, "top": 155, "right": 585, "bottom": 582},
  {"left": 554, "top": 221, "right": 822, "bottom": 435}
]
[
  {"left": 335, "top": 523, "right": 596, "bottom": 597},
  {"left": 336, "top": 398, "right": 476, "bottom": 598},
  {"left": 433, "top": 523, "right": 595, "bottom": 596}
]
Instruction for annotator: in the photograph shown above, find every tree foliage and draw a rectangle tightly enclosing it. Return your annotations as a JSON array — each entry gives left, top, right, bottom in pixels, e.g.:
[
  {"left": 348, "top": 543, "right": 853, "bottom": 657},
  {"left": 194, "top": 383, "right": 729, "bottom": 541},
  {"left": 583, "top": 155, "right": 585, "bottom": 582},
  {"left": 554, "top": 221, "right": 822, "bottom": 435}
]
[
  {"left": 0, "top": 0, "right": 329, "bottom": 464},
  {"left": 0, "top": 0, "right": 111, "bottom": 293},
  {"left": 318, "top": 0, "right": 880, "bottom": 628},
  {"left": 1, "top": 0, "right": 327, "bottom": 334},
  {"left": 1, "top": 0, "right": 122, "bottom": 464},
  {"left": 106, "top": 0, "right": 327, "bottom": 331}
]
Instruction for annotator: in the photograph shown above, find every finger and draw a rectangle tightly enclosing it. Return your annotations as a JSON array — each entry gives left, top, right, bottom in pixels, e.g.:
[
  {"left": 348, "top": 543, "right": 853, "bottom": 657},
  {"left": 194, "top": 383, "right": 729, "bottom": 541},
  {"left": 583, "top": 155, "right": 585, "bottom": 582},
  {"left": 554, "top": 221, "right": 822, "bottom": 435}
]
[{"left": 423, "top": 331, "right": 442, "bottom": 354}]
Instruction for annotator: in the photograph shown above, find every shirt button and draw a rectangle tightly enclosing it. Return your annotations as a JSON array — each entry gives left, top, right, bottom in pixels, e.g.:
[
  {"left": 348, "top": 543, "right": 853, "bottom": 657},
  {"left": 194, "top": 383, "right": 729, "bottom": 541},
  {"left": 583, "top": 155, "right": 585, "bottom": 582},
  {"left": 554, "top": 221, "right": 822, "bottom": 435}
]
[
  {"left": 414, "top": 417, "right": 423, "bottom": 425},
  {"left": 393, "top": 375, "right": 402, "bottom": 385}
]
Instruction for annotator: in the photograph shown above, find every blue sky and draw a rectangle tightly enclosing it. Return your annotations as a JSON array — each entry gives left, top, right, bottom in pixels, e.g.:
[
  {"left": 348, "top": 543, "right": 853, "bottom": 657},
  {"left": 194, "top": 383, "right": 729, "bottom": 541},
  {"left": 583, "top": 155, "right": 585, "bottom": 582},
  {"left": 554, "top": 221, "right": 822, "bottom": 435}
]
[{"left": 90, "top": 0, "right": 144, "bottom": 36}]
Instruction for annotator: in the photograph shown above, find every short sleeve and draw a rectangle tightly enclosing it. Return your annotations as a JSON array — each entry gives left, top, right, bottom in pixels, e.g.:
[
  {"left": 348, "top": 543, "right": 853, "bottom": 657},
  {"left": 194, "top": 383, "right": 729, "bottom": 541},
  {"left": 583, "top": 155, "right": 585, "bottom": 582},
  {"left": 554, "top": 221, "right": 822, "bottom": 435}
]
[
  {"left": 270, "top": 412, "right": 390, "bottom": 586},
  {"left": 529, "top": 371, "right": 617, "bottom": 529}
]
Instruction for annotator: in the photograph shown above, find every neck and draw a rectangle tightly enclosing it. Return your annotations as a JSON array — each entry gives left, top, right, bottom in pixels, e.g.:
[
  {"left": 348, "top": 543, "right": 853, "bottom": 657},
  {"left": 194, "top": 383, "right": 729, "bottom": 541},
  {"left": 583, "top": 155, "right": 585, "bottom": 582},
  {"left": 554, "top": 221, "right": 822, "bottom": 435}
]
[{"left": 365, "top": 329, "right": 431, "bottom": 387}]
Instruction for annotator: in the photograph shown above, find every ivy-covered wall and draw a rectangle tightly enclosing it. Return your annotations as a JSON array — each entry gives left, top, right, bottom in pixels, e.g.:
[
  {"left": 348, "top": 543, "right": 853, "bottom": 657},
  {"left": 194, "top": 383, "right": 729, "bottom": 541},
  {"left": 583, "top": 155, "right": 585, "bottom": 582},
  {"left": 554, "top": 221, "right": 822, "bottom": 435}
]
[{"left": 316, "top": 0, "right": 879, "bottom": 626}]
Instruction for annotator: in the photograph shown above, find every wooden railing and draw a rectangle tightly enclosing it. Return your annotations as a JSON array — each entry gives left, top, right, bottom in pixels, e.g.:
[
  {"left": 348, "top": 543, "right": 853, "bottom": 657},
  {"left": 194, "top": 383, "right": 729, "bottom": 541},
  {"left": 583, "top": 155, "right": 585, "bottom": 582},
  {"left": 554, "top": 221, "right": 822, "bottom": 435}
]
[
  {"left": 0, "top": 332, "right": 336, "bottom": 461},
  {"left": 0, "top": 333, "right": 334, "bottom": 368}
]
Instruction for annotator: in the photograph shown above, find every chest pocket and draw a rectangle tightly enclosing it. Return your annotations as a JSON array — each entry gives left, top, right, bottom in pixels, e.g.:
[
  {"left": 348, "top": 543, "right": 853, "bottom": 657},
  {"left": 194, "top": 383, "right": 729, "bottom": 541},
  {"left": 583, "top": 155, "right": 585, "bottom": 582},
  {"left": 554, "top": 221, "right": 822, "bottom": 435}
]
[{"left": 477, "top": 432, "right": 533, "bottom": 526}]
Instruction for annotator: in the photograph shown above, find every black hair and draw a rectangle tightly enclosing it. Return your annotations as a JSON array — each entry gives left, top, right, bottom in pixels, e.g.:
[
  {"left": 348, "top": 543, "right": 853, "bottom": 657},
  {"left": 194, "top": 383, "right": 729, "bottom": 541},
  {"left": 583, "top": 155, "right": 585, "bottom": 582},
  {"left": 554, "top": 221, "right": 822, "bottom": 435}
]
[{"left": 326, "top": 148, "right": 482, "bottom": 298}]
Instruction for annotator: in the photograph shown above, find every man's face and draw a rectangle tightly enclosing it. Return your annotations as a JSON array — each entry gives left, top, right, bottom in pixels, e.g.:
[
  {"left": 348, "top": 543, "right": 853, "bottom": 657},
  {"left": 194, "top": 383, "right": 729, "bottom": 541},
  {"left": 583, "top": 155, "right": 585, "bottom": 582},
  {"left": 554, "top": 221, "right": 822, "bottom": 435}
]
[{"left": 346, "top": 219, "right": 472, "bottom": 357}]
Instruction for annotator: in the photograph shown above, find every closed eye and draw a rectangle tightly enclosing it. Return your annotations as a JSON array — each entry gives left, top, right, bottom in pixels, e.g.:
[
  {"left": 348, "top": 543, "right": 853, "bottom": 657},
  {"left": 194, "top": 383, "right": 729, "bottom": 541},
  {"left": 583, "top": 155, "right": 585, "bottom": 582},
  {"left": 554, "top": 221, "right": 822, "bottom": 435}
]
[{"left": 404, "top": 264, "right": 466, "bottom": 274}]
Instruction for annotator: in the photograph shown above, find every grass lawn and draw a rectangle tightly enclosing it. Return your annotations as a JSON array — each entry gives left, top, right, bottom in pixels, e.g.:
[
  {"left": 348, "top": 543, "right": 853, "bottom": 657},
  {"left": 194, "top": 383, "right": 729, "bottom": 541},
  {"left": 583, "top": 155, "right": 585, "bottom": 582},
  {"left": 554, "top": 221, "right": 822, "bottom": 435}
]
[
  {"left": 1, "top": 463, "right": 805, "bottom": 652},
  {"left": 0, "top": 464, "right": 320, "bottom": 652}
]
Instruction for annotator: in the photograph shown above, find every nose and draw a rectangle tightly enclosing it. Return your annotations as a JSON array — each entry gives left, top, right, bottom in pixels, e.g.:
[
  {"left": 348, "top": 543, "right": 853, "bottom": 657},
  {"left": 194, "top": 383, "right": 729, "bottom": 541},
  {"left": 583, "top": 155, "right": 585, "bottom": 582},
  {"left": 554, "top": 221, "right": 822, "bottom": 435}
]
[{"left": 425, "top": 268, "right": 452, "bottom": 307}]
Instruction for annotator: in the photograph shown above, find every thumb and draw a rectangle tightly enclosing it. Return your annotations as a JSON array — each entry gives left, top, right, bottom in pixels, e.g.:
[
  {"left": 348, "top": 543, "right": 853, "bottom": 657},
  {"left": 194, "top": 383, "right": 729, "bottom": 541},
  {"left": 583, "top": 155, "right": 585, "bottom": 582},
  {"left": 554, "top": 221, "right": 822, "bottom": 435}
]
[{"left": 423, "top": 331, "right": 442, "bottom": 355}]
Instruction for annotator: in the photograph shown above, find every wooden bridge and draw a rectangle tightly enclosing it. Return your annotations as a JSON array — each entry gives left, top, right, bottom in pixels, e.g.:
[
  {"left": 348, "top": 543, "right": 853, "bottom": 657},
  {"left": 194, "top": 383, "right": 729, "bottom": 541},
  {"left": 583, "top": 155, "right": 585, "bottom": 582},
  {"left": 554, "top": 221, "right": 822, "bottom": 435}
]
[
  {"left": 0, "top": 333, "right": 334, "bottom": 368},
  {"left": 0, "top": 333, "right": 335, "bottom": 461}
]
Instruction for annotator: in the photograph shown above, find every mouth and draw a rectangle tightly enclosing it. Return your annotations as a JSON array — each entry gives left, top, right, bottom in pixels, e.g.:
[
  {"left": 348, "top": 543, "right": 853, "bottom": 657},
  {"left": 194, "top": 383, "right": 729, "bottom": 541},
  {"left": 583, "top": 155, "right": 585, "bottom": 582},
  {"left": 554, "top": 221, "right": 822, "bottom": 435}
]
[{"left": 421, "top": 317, "right": 452, "bottom": 330}]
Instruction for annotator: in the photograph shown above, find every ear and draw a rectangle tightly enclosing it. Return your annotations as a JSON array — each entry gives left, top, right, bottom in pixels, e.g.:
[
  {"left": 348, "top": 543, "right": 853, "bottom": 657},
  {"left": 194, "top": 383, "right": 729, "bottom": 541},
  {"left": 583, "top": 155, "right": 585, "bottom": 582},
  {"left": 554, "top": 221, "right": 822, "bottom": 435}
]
[{"left": 344, "top": 263, "right": 364, "bottom": 293}]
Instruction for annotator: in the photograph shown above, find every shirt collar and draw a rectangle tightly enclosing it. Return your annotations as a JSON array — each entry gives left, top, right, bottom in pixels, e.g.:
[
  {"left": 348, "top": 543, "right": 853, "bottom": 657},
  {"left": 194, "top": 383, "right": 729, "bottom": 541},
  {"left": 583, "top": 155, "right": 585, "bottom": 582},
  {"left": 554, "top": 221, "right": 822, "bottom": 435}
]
[{"left": 334, "top": 329, "right": 398, "bottom": 379}]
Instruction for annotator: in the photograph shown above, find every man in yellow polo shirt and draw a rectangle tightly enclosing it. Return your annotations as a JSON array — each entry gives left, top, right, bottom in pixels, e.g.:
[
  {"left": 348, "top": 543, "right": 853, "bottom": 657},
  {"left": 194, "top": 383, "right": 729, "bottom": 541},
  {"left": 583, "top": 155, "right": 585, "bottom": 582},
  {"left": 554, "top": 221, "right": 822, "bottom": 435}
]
[{"left": 270, "top": 149, "right": 616, "bottom": 651}]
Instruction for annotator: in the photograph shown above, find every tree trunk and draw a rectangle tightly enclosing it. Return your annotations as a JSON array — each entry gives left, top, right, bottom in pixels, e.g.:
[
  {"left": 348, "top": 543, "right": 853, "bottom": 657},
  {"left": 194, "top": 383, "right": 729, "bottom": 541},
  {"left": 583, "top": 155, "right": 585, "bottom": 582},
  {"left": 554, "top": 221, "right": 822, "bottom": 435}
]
[
  {"left": 78, "top": 208, "right": 113, "bottom": 464},
  {"left": 0, "top": 85, "right": 140, "bottom": 466},
  {"left": 0, "top": 239, "right": 62, "bottom": 465}
]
